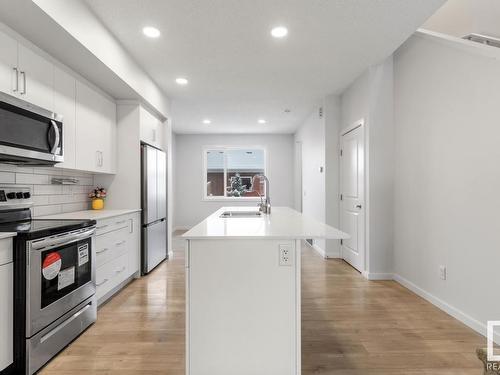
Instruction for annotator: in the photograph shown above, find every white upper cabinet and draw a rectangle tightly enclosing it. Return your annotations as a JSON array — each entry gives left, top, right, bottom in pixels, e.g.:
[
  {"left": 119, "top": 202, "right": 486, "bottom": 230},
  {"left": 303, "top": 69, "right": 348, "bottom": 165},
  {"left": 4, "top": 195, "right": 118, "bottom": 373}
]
[
  {"left": 17, "top": 44, "right": 54, "bottom": 111},
  {"left": 75, "top": 81, "right": 116, "bottom": 174},
  {"left": 140, "top": 106, "right": 164, "bottom": 149},
  {"left": 54, "top": 66, "right": 76, "bottom": 170},
  {"left": 0, "top": 29, "right": 18, "bottom": 96},
  {"left": 0, "top": 26, "right": 118, "bottom": 175}
]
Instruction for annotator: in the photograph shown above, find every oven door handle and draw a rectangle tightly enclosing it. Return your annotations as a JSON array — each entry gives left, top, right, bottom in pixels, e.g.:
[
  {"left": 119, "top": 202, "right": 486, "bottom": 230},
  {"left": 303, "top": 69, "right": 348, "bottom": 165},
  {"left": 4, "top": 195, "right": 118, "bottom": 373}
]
[{"left": 31, "top": 227, "right": 96, "bottom": 251}]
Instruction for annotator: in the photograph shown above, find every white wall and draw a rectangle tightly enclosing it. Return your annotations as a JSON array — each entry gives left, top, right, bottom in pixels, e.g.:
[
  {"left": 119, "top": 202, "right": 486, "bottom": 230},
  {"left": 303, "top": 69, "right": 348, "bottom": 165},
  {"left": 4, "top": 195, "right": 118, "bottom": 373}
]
[
  {"left": 340, "top": 56, "right": 394, "bottom": 277},
  {"left": 394, "top": 32, "right": 500, "bottom": 339},
  {"left": 174, "top": 134, "right": 295, "bottom": 228},
  {"left": 294, "top": 98, "right": 341, "bottom": 258},
  {"left": 324, "top": 95, "right": 342, "bottom": 258},
  {"left": 294, "top": 107, "right": 326, "bottom": 252}
]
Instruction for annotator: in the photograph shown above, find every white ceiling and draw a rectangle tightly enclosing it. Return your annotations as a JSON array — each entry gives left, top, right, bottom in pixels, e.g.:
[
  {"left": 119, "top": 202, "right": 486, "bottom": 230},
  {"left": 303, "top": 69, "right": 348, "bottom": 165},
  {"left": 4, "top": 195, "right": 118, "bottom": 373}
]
[{"left": 84, "top": 0, "right": 444, "bottom": 134}]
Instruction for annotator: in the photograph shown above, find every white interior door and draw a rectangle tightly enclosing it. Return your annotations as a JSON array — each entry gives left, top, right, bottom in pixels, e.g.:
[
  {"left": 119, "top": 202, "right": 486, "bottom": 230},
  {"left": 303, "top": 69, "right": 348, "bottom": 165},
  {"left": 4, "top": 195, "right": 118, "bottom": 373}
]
[{"left": 340, "top": 124, "right": 365, "bottom": 272}]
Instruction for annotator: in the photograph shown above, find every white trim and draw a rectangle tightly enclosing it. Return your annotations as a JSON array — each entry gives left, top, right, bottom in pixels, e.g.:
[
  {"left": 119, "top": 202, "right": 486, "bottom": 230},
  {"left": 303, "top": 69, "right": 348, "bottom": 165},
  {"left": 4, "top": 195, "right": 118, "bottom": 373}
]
[
  {"left": 393, "top": 274, "right": 500, "bottom": 345},
  {"left": 202, "top": 145, "right": 268, "bottom": 200},
  {"left": 362, "top": 271, "right": 393, "bottom": 280}
]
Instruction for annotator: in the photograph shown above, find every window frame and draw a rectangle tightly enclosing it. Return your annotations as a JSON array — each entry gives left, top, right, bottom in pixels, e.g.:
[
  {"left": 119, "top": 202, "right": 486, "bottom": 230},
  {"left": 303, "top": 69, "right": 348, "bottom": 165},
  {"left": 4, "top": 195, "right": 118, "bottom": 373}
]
[{"left": 202, "top": 145, "right": 268, "bottom": 201}]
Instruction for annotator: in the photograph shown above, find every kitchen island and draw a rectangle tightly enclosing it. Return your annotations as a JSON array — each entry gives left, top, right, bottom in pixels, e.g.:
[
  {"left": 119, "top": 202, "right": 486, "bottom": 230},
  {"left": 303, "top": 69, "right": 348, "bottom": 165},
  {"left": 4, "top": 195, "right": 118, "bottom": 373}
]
[{"left": 182, "top": 206, "right": 349, "bottom": 375}]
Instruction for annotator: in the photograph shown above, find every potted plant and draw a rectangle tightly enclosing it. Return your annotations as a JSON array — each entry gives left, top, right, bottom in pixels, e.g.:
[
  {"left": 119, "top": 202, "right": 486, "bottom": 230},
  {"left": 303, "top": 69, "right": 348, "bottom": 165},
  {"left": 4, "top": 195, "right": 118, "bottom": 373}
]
[{"left": 89, "top": 187, "right": 107, "bottom": 210}]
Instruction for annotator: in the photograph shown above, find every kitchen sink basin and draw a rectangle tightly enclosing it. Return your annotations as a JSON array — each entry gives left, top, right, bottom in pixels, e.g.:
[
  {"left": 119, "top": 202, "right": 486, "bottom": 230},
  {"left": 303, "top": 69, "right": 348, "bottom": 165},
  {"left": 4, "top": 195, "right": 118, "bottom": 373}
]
[{"left": 220, "top": 210, "right": 262, "bottom": 218}]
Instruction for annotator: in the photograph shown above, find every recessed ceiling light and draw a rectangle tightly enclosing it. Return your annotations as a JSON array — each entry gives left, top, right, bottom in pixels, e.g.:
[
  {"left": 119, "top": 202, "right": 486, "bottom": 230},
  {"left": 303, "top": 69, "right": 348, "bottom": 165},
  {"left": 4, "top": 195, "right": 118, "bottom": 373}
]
[
  {"left": 271, "top": 26, "right": 288, "bottom": 38},
  {"left": 202, "top": 119, "right": 211, "bottom": 124},
  {"left": 142, "top": 26, "right": 160, "bottom": 38},
  {"left": 175, "top": 77, "right": 188, "bottom": 85},
  {"left": 258, "top": 119, "right": 267, "bottom": 124}
]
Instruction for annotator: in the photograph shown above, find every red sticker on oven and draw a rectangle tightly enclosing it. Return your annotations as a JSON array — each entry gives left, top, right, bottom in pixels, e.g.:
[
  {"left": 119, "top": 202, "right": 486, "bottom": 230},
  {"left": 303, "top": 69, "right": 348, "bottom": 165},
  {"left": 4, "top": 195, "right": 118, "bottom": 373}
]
[{"left": 42, "top": 252, "right": 62, "bottom": 280}]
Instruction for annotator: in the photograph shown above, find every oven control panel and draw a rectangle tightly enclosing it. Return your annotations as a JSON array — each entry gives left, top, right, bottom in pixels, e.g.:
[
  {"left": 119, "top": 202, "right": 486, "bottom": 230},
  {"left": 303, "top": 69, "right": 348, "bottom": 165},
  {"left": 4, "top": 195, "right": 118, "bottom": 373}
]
[{"left": 0, "top": 186, "right": 33, "bottom": 207}]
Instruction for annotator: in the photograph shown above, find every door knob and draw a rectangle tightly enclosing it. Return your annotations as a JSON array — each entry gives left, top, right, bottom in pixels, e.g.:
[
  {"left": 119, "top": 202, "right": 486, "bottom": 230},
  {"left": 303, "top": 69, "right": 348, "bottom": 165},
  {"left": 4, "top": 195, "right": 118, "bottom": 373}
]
[{"left": 356, "top": 204, "right": 362, "bottom": 209}]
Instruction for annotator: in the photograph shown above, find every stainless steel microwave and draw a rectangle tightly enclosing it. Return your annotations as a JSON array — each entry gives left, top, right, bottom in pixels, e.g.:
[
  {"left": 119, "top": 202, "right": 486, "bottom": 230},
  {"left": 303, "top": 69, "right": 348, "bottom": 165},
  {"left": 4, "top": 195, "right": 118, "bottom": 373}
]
[{"left": 0, "top": 92, "right": 63, "bottom": 165}]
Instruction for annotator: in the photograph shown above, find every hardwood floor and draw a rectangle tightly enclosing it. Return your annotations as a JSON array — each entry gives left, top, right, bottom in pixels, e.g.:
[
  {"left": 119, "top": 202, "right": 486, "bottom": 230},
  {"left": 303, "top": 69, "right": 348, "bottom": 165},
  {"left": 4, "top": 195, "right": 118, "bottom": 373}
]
[{"left": 41, "top": 234, "right": 484, "bottom": 374}]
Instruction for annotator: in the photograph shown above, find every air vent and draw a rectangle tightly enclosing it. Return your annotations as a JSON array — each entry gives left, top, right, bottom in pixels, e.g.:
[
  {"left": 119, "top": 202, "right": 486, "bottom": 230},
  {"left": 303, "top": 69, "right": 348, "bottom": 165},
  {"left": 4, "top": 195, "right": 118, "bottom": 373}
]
[
  {"left": 463, "top": 33, "right": 500, "bottom": 49},
  {"left": 318, "top": 106, "right": 323, "bottom": 119}
]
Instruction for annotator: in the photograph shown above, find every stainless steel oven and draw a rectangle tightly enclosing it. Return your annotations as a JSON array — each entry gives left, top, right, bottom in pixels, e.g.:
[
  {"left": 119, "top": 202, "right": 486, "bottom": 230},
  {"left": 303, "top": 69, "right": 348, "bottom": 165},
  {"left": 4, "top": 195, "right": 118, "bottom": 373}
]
[
  {"left": 0, "top": 189, "right": 97, "bottom": 374},
  {"left": 26, "top": 227, "right": 96, "bottom": 337},
  {"left": 0, "top": 92, "right": 63, "bottom": 165}
]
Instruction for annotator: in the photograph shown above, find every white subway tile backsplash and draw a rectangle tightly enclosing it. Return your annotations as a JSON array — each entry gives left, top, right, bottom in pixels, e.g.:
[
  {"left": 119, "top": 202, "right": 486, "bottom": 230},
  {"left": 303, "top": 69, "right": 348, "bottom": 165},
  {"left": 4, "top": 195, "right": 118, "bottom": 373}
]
[
  {"left": 34, "top": 185, "right": 63, "bottom": 195},
  {"left": 48, "top": 194, "right": 74, "bottom": 204},
  {"left": 34, "top": 205, "right": 63, "bottom": 217},
  {"left": 1, "top": 163, "right": 95, "bottom": 217},
  {"left": 0, "top": 172, "right": 15, "bottom": 184},
  {"left": 32, "top": 195, "right": 49, "bottom": 206},
  {"left": 77, "top": 177, "right": 93, "bottom": 186},
  {"left": 73, "top": 193, "right": 89, "bottom": 203},
  {"left": 16, "top": 173, "right": 49, "bottom": 185},
  {"left": 62, "top": 202, "right": 90, "bottom": 213}
]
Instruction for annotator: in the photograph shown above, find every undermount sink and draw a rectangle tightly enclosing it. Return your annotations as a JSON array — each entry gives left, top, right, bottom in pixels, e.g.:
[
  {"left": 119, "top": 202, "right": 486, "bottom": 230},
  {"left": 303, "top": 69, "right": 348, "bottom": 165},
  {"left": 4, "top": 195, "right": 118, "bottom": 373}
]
[{"left": 220, "top": 210, "right": 262, "bottom": 218}]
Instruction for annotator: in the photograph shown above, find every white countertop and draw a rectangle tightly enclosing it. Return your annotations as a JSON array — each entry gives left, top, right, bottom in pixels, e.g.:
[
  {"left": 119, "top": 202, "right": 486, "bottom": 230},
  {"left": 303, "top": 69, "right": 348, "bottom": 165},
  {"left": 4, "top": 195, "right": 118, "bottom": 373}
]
[
  {"left": 183, "top": 207, "right": 349, "bottom": 240},
  {"left": 39, "top": 209, "right": 141, "bottom": 221},
  {"left": 0, "top": 232, "right": 16, "bottom": 239}
]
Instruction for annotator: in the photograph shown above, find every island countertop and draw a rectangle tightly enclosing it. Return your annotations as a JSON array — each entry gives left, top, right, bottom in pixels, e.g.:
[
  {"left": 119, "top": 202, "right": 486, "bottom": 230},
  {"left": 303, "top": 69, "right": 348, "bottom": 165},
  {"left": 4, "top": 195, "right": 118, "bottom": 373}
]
[{"left": 182, "top": 206, "right": 349, "bottom": 240}]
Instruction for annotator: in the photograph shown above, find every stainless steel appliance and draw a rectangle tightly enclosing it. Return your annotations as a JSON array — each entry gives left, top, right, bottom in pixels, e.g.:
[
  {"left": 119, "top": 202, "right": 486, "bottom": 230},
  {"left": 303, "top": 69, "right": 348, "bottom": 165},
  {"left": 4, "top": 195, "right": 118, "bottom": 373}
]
[
  {"left": 0, "top": 186, "right": 96, "bottom": 374},
  {"left": 0, "top": 92, "right": 63, "bottom": 165},
  {"left": 141, "top": 143, "right": 167, "bottom": 274}
]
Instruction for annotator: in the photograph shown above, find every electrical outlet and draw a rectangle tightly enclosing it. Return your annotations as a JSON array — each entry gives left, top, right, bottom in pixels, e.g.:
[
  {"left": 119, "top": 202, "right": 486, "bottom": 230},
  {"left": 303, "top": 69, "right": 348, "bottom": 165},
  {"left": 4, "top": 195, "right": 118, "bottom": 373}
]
[
  {"left": 439, "top": 265, "right": 447, "bottom": 280},
  {"left": 279, "top": 244, "right": 293, "bottom": 266}
]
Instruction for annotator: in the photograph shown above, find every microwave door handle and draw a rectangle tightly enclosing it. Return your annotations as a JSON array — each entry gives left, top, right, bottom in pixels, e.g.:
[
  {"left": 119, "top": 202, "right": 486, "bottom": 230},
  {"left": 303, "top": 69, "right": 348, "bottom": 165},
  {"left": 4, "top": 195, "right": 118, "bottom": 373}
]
[{"left": 50, "top": 120, "right": 60, "bottom": 154}]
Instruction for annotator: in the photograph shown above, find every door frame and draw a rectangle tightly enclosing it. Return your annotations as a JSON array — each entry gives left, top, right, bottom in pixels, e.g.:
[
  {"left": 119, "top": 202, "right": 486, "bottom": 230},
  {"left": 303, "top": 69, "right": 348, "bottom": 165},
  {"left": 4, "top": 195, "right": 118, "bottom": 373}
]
[{"left": 339, "top": 118, "right": 368, "bottom": 275}]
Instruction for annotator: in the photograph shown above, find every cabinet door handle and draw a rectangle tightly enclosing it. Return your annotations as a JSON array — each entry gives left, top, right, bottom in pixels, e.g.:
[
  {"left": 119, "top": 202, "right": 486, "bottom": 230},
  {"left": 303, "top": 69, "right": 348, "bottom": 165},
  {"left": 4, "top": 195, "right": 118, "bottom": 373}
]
[
  {"left": 20, "top": 71, "right": 26, "bottom": 95},
  {"left": 116, "top": 220, "right": 127, "bottom": 225},
  {"left": 115, "top": 266, "right": 126, "bottom": 274},
  {"left": 96, "top": 278, "right": 108, "bottom": 287},
  {"left": 96, "top": 224, "right": 109, "bottom": 230},
  {"left": 96, "top": 248, "right": 109, "bottom": 254},
  {"left": 13, "top": 67, "right": 18, "bottom": 92},
  {"left": 115, "top": 240, "right": 126, "bottom": 246}
]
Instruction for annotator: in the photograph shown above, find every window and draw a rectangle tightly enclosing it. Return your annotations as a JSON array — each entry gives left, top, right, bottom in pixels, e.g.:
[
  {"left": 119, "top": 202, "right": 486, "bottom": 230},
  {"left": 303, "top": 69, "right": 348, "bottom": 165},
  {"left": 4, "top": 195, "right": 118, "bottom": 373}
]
[{"left": 204, "top": 147, "right": 266, "bottom": 199}]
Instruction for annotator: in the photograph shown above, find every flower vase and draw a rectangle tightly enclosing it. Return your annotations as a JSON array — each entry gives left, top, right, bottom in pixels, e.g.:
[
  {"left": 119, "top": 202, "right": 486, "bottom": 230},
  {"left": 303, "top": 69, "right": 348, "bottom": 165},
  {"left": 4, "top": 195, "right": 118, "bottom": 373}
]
[{"left": 92, "top": 198, "right": 104, "bottom": 210}]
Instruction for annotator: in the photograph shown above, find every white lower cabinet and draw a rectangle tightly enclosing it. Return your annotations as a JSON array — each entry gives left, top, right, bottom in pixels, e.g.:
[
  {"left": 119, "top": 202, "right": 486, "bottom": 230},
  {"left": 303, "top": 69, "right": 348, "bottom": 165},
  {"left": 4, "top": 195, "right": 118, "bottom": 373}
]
[
  {"left": 94, "top": 213, "right": 140, "bottom": 303},
  {"left": 0, "top": 238, "right": 13, "bottom": 372}
]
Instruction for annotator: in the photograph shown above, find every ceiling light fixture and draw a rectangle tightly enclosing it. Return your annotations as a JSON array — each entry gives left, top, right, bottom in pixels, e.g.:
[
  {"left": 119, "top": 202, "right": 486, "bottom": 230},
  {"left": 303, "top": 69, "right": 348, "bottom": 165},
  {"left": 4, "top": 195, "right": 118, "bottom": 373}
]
[
  {"left": 271, "top": 26, "right": 288, "bottom": 38},
  {"left": 142, "top": 26, "right": 161, "bottom": 38},
  {"left": 175, "top": 77, "right": 188, "bottom": 85},
  {"left": 202, "top": 119, "right": 211, "bottom": 124},
  {"left": 258, "top": 119, "right": 267, "bottom": 124}
]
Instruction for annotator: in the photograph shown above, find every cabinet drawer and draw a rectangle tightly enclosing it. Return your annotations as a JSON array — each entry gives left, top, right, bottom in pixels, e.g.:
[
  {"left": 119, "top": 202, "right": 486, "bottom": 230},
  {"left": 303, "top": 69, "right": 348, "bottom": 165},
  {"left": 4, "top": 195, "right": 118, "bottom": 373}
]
[
  {"left": 95, "top": 227, "right": 129, "bottom": 267},
  {"left": 96, "top": 253, "right": 128, "bottom": 300},
  {"left": 95, "top": 216, "right": 131, "bottom": 236},
  {"left": 0, "top": 239, "right": 13, "bottom": 266}
]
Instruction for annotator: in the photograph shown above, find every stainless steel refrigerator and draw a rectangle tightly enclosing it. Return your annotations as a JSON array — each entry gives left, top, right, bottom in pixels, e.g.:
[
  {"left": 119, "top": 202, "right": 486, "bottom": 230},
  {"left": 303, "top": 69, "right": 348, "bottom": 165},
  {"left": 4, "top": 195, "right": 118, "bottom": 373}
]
[{"left": 141, "top": 143, "right": 167, "bottom": 274}]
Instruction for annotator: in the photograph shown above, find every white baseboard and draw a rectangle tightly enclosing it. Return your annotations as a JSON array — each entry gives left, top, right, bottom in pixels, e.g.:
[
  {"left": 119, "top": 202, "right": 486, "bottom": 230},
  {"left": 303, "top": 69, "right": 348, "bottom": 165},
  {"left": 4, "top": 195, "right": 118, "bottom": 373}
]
[
  {"left": 362, "top": 271, "right": 393, "bottom": 280},
  {"left": 393, "top": 274, "right": 500, "bottom": 344}
]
